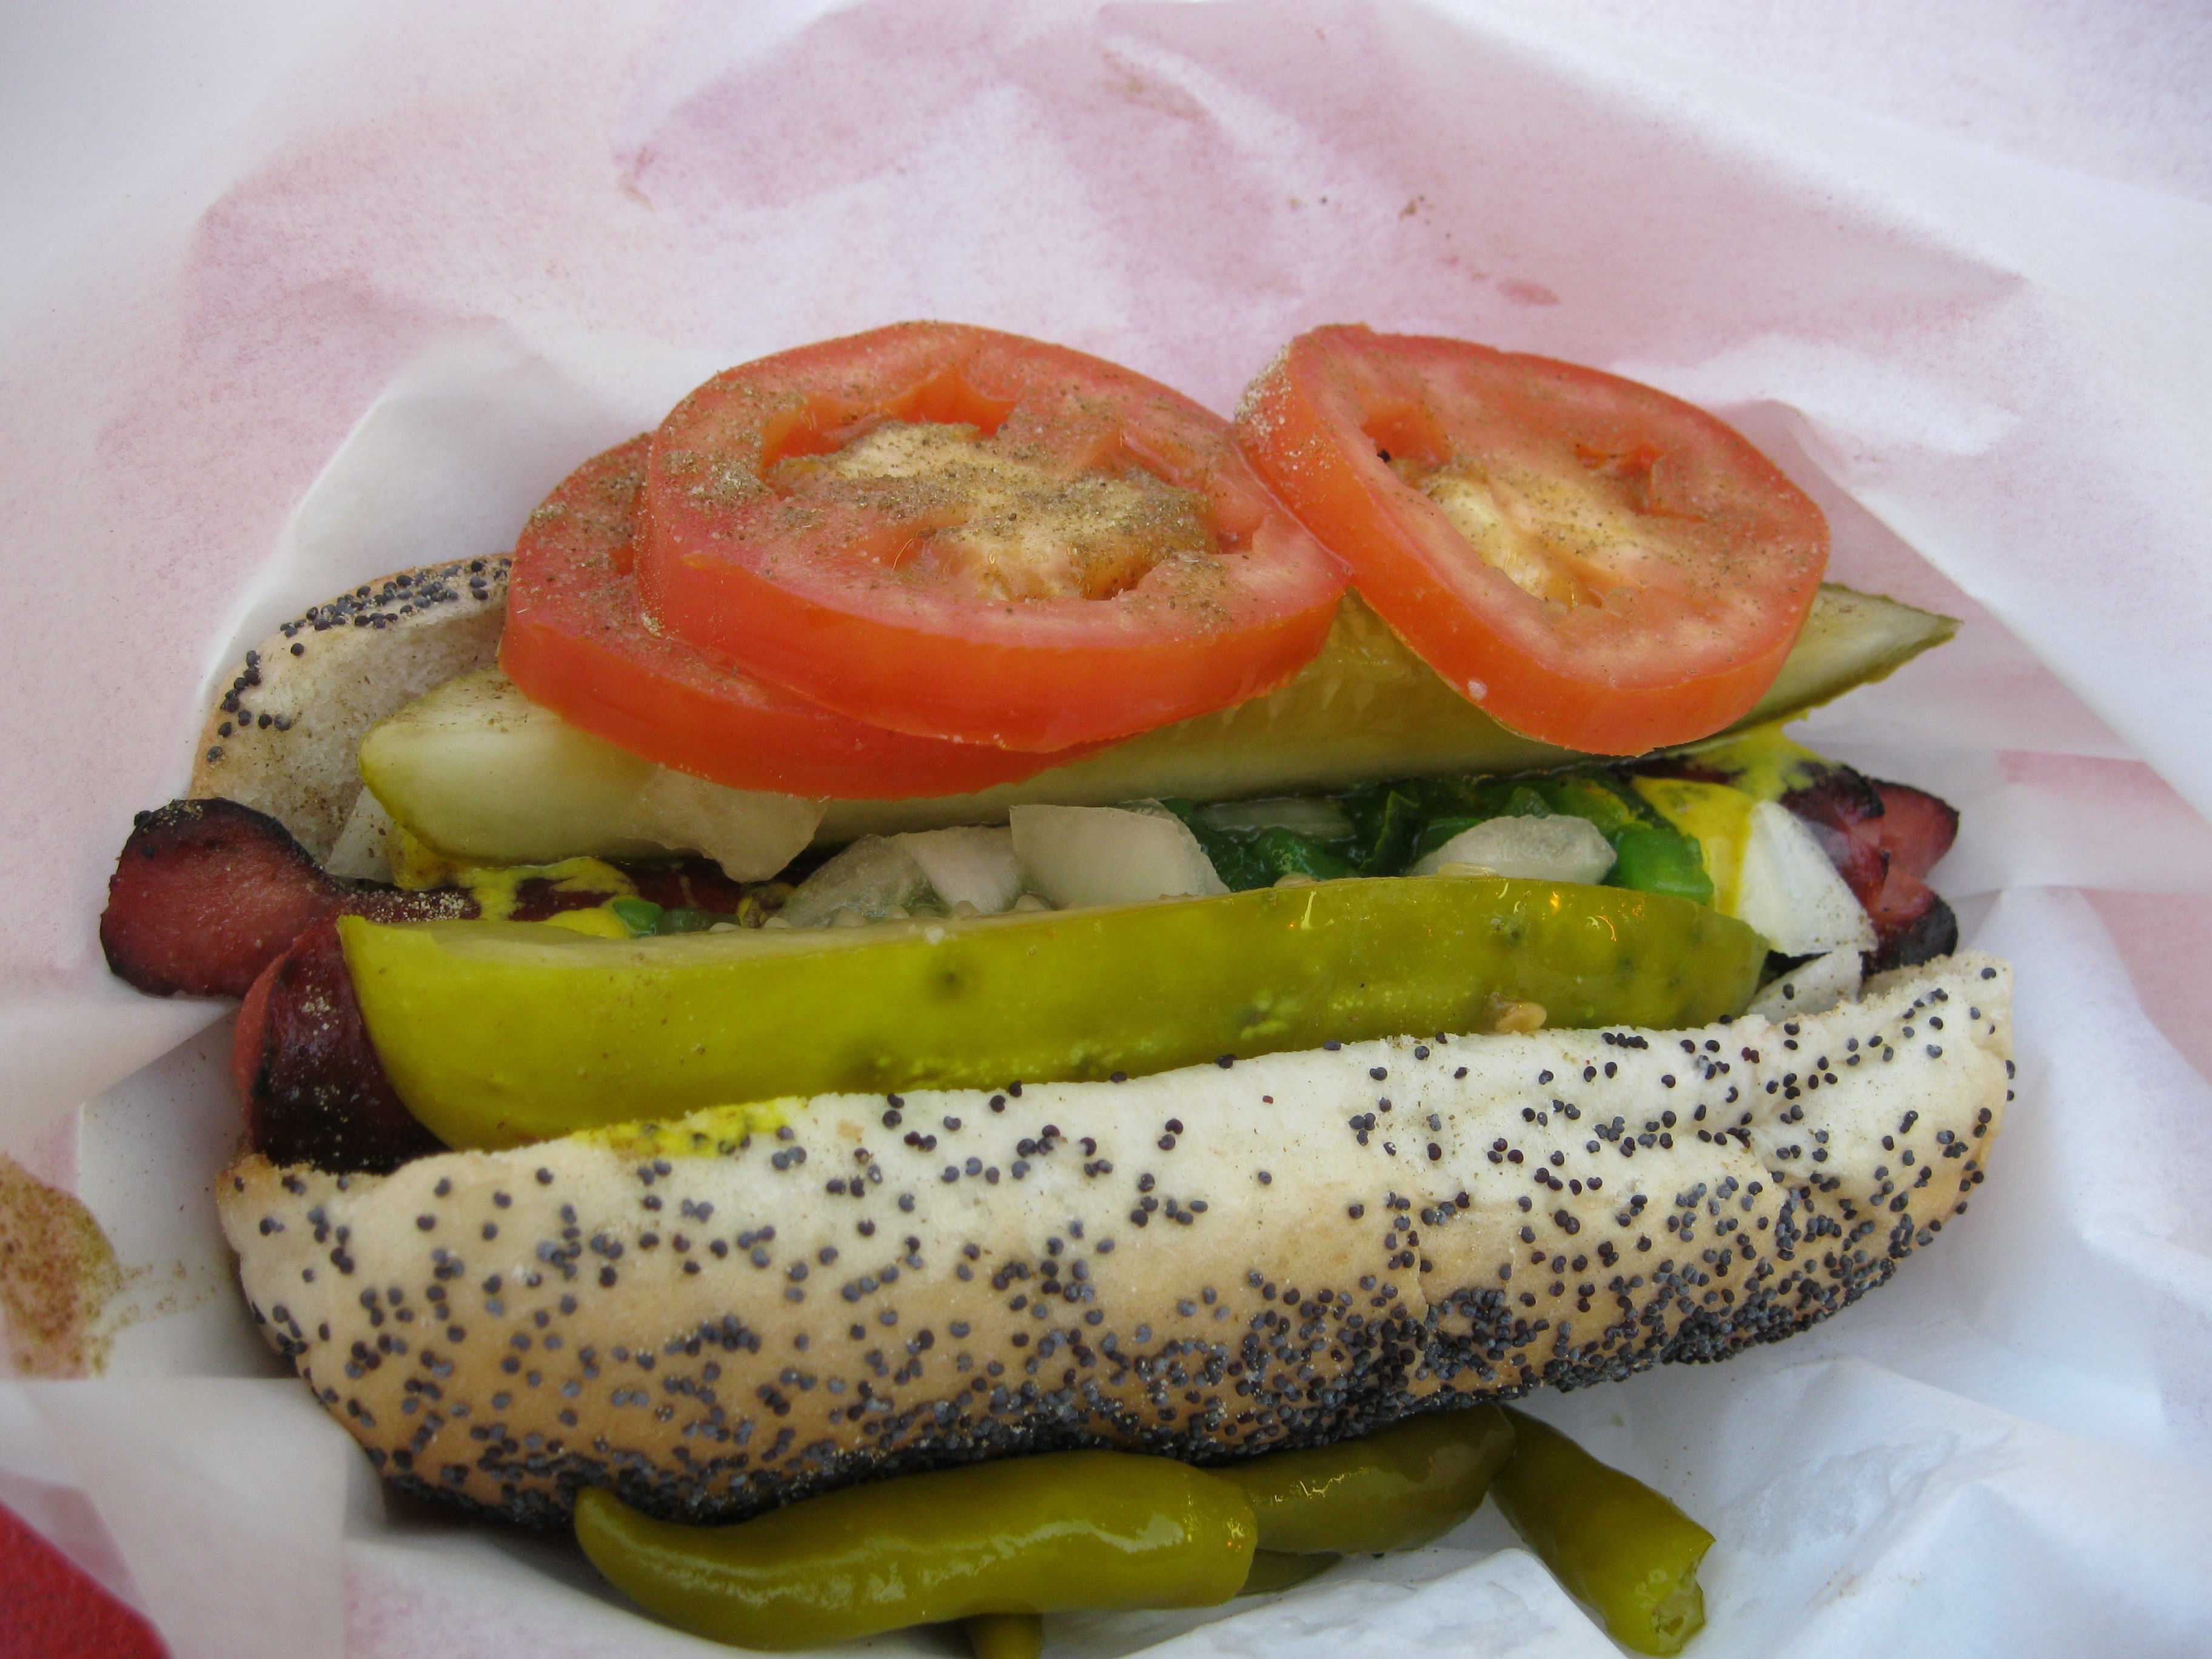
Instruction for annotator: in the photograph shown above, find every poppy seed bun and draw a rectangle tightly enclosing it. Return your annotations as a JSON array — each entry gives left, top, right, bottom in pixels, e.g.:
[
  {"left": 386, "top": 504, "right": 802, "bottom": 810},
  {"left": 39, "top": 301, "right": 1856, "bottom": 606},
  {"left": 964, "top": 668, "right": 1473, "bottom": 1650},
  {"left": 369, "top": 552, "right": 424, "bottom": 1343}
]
[
  {"left": 191, "top": 560, "right": 509, "bottom": 860},
  {"left": 220, "top": 953, "right": 2009, "bottom": 1527}
]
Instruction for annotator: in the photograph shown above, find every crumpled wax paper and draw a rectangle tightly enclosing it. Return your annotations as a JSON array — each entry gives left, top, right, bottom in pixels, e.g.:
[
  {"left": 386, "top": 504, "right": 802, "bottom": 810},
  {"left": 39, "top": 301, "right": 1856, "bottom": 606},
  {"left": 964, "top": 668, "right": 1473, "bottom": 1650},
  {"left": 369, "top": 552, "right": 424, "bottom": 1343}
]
[{"left": 4, "top": 1, "right": 2209, "bottom": 1654}]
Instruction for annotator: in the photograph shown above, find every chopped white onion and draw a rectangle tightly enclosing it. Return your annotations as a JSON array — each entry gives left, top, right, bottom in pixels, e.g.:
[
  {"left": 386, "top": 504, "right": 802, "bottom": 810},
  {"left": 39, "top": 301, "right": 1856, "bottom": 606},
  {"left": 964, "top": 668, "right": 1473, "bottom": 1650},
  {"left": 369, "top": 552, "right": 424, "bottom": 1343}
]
[
  {"left": 1408, "top": 815, "right": 1617, "bottom": 885},
  {"left": 1010, "top": 804, "right": 1227, "bottom": 910}
]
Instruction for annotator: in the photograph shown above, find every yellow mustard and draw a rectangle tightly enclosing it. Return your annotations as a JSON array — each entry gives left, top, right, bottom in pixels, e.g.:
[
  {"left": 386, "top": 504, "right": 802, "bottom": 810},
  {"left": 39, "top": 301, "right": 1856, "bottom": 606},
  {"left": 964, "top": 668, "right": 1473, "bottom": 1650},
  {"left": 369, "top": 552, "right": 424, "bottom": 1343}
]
[
  {"left": 583, "top": 1099, "right": 799, "bottom": 1160},
  {"left": 1631, "top": 777, "right": 1755, "bottom": 918}
]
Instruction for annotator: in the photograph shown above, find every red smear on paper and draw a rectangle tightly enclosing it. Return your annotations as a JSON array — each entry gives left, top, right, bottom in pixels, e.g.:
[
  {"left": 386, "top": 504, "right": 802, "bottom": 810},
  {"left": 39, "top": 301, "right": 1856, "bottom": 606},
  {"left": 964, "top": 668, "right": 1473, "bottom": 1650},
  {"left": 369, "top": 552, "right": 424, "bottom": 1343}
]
[{"left": 0, "top": 1501, "right": 166, "bottom": 1659}]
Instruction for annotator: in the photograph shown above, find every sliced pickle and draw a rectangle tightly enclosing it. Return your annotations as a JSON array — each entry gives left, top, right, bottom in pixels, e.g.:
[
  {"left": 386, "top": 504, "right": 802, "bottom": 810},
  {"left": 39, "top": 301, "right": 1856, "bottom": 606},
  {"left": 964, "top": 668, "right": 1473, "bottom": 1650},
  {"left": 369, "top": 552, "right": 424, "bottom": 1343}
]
[
  {"left": 1747, "top": 583, "right": 1957, "bottom": 730},
  {"left": 356, "top": 586, "right": 1952, "bottom": 865},
  {"left": 358, "top": 666, "right": 659, "bottom": 863},
  {"left": 341, "top": 878, "right": 1766, "bottom": 1149},
  {"left": 818, "top": 584, "right": 1954, "bottom": 837},
  {"left": 358, "top": 668, "right": 822, "bottom": 877}
]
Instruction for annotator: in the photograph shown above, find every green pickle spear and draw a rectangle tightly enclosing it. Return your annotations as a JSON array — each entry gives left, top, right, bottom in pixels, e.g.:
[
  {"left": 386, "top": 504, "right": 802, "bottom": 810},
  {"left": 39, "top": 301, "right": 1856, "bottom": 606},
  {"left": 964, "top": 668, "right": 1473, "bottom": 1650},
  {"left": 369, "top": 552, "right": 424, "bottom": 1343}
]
[
  {"left": 1492, "top": 1408, "right": 1715, "bottom": 1655},
  {"left": 1219, "top": 1403, "right": 1515, "bottom": 1555},
  {"left": 344, "top": 876, "right": 1764, "bottom": 1149},
  {"left": 572, "top": 1452, "right": 1256, "bottom": 1651}
]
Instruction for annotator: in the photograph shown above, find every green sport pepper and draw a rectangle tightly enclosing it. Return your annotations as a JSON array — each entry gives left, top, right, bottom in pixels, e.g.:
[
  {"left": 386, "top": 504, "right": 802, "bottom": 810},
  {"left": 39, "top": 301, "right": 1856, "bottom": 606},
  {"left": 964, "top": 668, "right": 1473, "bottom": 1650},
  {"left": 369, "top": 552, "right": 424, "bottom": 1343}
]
[
  {"left": 1218, "top": 1403, "right": 1515, "bottom": 1555},
  {"left": 572, "top": 1451, "right": 1255, "bottom": 1651},
  {"left": 1491, "top": 1409, "right": 1714, "bottom": 1656},
  {"left": 961, "top": 1613, "right": 1044, "bottom": 1659},
  {"left": 1238, "top": 1552, "right": 1342, "bottom": 1595},
  {"left": 344, "top": 876, "right": 1763, "bottom": 1149}
]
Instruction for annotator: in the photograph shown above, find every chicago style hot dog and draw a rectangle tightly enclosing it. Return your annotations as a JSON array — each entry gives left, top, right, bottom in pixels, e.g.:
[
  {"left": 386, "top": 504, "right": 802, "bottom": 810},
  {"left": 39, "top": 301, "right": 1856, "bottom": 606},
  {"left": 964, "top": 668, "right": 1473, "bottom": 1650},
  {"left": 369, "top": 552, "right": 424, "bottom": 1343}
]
[{"left": 102, "top": 323, "right": 2008, "bottom": 1644}]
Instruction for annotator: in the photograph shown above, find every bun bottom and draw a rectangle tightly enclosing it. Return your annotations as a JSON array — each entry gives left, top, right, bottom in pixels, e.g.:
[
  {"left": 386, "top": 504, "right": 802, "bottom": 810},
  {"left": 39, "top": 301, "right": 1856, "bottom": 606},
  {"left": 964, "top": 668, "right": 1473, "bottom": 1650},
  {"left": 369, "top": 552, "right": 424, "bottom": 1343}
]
[{"left": 220, "top": 954, "right": 2009, "bottom": 1526}]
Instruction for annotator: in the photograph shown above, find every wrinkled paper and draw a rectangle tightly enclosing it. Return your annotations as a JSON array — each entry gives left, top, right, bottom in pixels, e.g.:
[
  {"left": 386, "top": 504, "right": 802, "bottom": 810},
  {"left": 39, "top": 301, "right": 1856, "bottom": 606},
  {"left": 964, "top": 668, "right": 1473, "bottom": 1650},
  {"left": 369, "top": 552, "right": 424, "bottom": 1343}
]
[{"left": 4, "top": 2, "right": 2209, "bottom": 1654}]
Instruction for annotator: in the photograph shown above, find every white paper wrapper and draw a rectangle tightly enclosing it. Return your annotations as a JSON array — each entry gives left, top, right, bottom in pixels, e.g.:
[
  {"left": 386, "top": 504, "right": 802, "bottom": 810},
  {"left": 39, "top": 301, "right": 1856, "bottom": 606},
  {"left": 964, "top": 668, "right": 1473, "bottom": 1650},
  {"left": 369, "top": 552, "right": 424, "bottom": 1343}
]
[{"left": 5, "top": 2, "right": 2210, "bottom": 1655}]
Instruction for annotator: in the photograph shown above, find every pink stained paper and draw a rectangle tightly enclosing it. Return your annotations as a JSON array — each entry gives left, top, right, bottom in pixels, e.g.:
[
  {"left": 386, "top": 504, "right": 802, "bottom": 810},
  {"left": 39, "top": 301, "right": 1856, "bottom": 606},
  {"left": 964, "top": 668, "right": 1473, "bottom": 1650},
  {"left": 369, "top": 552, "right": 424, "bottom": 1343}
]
[{"left": 3, "top": 2, "right": 2210, "bottom": 1656}]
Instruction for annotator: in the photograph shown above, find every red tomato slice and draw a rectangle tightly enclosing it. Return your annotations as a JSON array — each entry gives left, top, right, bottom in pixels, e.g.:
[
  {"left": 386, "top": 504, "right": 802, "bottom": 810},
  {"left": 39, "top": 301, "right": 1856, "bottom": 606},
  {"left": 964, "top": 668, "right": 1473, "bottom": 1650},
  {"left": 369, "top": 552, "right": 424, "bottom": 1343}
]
[
  {"left": 635, "top": 323, "right": 1346, "bottom": 752},
  {"left": 501, "top": 438, "right": 1092, "bottom": 798},
  {"left": 1235, "top": 326, "right": 1827, "bottom": 754}
]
